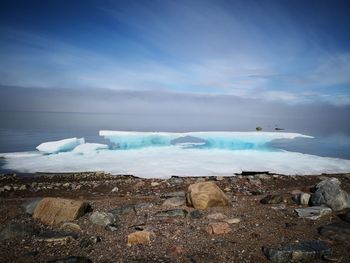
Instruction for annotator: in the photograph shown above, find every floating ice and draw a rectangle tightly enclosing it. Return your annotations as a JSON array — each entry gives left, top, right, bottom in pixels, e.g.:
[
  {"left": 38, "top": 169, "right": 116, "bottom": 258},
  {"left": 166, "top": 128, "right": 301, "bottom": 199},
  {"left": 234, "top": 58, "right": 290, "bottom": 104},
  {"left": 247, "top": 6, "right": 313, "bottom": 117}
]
[
  {"left": 2, "top": 147, "right": 350, "bottom": 178},
  {"left": 99, "top": 131, "right": 313, "bottom": 150},
  {"left": 72, "top": 143, "right": 109, "bottom": 154},
  {"left": 36, "top": 137, "right": 85, "bottom": 154}
]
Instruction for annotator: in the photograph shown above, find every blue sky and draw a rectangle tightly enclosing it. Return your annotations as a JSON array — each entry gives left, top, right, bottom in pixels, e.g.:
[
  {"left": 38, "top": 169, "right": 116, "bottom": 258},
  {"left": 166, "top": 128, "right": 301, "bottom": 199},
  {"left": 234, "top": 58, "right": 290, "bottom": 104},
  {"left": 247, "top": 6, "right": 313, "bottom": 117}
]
[{"left": 0, "top": 0, "right": 350, "bottom": 106}]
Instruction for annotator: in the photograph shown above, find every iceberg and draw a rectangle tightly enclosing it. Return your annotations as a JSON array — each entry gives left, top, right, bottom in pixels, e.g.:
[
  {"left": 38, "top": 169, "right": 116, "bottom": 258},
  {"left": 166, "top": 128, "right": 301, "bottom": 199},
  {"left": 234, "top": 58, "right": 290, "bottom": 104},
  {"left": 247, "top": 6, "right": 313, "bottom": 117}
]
[
  {"left": 72, "top": 143, "right": 109, "bottom": 154},
  {"left": 99, "top": 130, "right": 313, "bottom": 150},
  {"left": 36, "top": 137, "right": 85, "bottom": 154}
]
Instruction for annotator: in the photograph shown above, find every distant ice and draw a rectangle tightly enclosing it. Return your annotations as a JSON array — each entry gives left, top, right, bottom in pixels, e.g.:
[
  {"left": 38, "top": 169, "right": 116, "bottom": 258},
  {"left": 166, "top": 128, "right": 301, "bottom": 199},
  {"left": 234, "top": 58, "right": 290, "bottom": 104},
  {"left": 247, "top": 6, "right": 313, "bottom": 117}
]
[
  {"left": 72, "top": 143, "right": 109, "bottom": 154},
  {"left": 36, "top": 137, "right": 85, "bottom": 154},
  {"left": 2, "top": 147, "right": 350, "bottom": 178}
]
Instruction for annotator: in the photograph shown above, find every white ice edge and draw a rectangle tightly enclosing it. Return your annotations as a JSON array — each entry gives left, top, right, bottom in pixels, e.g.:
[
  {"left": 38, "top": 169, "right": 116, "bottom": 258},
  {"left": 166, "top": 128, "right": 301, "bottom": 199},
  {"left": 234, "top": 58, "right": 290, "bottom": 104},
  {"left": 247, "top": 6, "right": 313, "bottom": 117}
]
[{"left": 2, "top": 147, "right": 350, "bottom": 178}]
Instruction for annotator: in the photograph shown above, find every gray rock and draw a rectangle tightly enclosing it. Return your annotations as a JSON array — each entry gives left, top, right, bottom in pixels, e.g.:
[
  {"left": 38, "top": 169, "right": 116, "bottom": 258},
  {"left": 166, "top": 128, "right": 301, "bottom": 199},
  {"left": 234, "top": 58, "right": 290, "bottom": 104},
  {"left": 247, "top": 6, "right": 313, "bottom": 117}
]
[
  {"left": 295, "top": 206, "right": 332, "bottom": 220},
  {"left": 47, "top": 256, "right": 92, "bottom": 263},
  {"left": 262, "top": 240, "right": 332, "bottom": 263},
  {"left": 90, "top": 211, "right": 116, "bottom": 227},
  {"left": 319, "top": 222, "right": 350, "bottom": 242},
  {"left": 156, "top": 208, "right": 188, "bottom": 218},
  {"left": 0, "top": 222, "right": 40, "bottom": 240},
  {"left": 310, "top": 177, "right": 350, "bottom": 211},
  {"left": 190, "top": 210, "right": 203, "bottom": 219},
  {"left": 162, "top": 197, "right": 186, "bottom": 207},
  {"left": 21, "top": 198, "right": 43, "bottom": 215}
]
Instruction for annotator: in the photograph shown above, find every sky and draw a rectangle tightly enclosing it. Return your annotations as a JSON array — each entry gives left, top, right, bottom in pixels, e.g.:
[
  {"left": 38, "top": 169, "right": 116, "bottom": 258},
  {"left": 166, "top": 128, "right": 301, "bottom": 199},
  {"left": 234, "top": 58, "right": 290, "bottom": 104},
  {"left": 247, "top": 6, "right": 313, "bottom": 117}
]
[{"left": 0, "top": 0, "right": 350, "bottom": 133}]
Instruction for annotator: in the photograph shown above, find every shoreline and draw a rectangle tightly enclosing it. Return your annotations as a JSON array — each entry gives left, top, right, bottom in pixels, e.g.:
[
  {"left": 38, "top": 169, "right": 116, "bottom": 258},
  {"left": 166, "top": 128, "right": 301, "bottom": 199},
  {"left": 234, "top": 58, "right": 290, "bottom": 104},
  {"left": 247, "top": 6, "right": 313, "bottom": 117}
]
[{"left": 1, "top": 172, "right": 350, "bottom": 262}]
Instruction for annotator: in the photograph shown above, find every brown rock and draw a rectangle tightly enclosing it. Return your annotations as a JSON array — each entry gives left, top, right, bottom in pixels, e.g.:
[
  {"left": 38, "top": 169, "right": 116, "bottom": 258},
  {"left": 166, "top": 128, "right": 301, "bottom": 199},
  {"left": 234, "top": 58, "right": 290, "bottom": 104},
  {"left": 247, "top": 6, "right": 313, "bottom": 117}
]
[
  {"left": 186, "top": 182, "right": 229, "bottom": 209},
  {"left": 127, "top": 231, "right": 153, "bottom": 246},
  {"left": 206, "top": 222, "right": 231, "bottom": 235},
  {"left": 33, "top": 197, "right": 88, "bottom": 225}
]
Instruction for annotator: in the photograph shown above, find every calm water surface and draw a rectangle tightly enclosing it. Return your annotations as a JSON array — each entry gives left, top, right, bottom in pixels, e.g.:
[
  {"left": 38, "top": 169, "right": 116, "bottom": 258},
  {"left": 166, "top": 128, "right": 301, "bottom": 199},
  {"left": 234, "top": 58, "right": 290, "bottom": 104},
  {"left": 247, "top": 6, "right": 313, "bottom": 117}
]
[{"left": 0, "top": 111, "right": 349, "bottom": 160}]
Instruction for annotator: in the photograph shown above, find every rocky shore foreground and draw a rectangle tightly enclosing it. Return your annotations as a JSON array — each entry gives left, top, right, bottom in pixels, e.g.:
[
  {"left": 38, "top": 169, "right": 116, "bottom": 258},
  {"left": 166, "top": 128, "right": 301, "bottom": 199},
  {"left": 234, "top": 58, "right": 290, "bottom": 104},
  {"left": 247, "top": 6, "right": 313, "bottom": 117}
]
[{"left": 1, "top": 172, "right": 350, "bottom": 262}]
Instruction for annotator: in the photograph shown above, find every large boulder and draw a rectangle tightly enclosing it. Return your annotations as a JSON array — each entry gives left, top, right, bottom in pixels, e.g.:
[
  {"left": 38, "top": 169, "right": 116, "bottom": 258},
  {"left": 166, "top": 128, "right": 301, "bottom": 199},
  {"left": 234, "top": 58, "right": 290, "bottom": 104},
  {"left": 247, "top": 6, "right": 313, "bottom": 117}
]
[
  {"left": 186, "top": 182, "right": 229, "bottom": 209},
  {"left": 310, "top": 178, "right": 350, "bottom": 211},
  {"left": 33, "top": 198, "right": 88, "bottom": 225}
]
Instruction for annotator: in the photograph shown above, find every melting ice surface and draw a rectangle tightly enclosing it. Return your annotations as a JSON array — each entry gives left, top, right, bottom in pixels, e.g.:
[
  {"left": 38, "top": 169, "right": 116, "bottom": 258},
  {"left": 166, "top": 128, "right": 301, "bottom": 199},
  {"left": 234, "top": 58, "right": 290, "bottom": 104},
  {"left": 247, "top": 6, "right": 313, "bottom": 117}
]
[{"left": 1, "top": 131, "right": 350, "bottom": 178}]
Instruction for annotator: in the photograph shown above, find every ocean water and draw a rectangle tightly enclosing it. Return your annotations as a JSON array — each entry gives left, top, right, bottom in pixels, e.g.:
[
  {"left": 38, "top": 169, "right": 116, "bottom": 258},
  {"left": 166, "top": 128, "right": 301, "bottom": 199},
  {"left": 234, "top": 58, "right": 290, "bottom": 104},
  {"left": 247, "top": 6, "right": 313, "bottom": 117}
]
[
  {"left": 1, "top": 111, "right": 349, "bottom": 159},
  {"left": 1, "top": 111, "right": 350, "bottom": 177}
]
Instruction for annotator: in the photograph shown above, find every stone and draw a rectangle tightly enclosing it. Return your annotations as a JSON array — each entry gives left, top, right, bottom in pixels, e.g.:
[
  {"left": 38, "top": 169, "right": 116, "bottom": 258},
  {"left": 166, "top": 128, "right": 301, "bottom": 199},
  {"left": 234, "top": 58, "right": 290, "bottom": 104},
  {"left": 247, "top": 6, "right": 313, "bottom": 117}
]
[
  {"left": 310, "top": 177, "right": 350, "bottom": 211},
  {"left": 127, "top": 231, "right": 153, "bottom": 246},
  {"left": 4, "top": 185, "right": 11, "bottom": 191},
  {"left": 206, "top": 222, "right": 231, "bottom": 235},
  {"left": 189, "top": 210, "right": 203, "bottom": 219},
  {"left": 151, "top": 182, "right": 160, "bottom": 187},
  {"left": 21, "top": 198, "right": 43, "bottom": 215},
  {"left": 90, "top": 211, "right": 116, "bottom": 227},
  {"left": 47, "top": 256, "right": 92, "bottom": 263},
  {"left": 299, "top": 193, "right": 311, "bottom": 206},
  {"left": 295, "top": 206, "right": 332, "bottom": 220},
  {"left": 225, "top": 218, "right": 241, "bottom": 224},
  {"left": 109, "top": 204, "right": 137, "bottom": 216},
  {"left": 207, "top": 213, "right": 227, "bottom": 220},
  {"left": 61, "top": 222, "right": 81, "bottom": 232},
  {"left": 0, "top": 222, "right": 39, "bottom": 240},
  {"left": 262, "top": 240, "right": 332, "bottom": 263},
  {"left": 111, "top": 186, "right": 119, "bottom": 193},
  {"left": 156, "top": 208, "right": 187, "bottom": 218},
  {"left": 162, "top": 197, "right": 186, "bottom": 207},
  {"left": 80, "top": 236, "right": 101, "bottom": 247},
  {"left": 35, "top": 230, "right": 77, "bottom": 244},
  {"left": 216, "top": 176, "right": 224, "bottom": 181},
  {"left": 186, "top": 182, "right": 229, "bottom": 209},
  {"left": 319, "top": 222, "right": 350, "bottom": 242},
  {"left": 19, "top": 184, "right": 27, "bottom": 190},
  {"left": 260, "top": 194, "right": 294, "bottom": 205},
  {"left": 33, "top": 198, "right": 88, "bottom": 225}
]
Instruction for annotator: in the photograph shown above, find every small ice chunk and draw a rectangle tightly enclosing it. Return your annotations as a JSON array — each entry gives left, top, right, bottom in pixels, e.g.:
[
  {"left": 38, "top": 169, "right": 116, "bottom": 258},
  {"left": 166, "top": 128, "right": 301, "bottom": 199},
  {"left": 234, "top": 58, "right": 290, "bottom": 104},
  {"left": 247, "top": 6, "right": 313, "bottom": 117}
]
[
  {"left": 72, "top": 143, "right": 109, "bottom": 154},
  {"left": 36, "top": 138, "right": 85, "bottom": 154}
]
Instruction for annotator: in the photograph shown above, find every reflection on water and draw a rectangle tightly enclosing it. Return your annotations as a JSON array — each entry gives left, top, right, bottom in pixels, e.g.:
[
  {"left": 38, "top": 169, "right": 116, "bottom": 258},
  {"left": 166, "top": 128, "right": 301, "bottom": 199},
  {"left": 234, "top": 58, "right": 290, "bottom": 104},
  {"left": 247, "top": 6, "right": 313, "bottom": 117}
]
[{"left": 0, "top": 111, "right": 349, "bottom": 160}]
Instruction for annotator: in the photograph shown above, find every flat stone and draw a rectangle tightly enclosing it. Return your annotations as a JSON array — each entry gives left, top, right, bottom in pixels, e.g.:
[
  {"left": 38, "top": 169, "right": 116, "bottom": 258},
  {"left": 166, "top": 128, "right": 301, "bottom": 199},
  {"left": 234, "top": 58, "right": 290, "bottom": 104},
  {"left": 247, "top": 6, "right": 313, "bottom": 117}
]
[
  {"left": 156, "top": 208, "right": 187, "bottom": 218},
  {"left": 109, "top": 204, "right": 136, "bottom": 216},
  {"left": 319, "top": 222, "right": 350, "bottom": 242},
  {"left": 262, "top": 240, "right": 332, "bottom": 263},
  {"left": 310, "top": 177, "right": 350, "bottom": 211},
  {"left": 35, "top": 230, "right": 78, "bottom": 244},
  {"left": 162, "top": 197, "right": 186, "bottom": 207},
  {"left": 206, "top": 222, "right": 231, "bottom": 235},
  {"left": 127, "top": 231, "right": 153, "bottom": 246},
  {"left": 47, "top": 256, "right": 92, "bottom": 263},
  {"left": 0, "top": 222, "right": 40, "bottom": 240},
  {"left": 33, "top": 198, "right": 88, "bottom": 225},
  {"left": 90, "top": 211, "right": 116, "bottom": 227},
  {"left": 207, "top": 213, "right": 227, "bottom": 220},
  {"left": 295, "top": 206, "right": 332, "bottom": 220},
  {"left": 225, "top": 218, "right": 241, "bottom": 224},
  {"left": 187, "top": 182, "right": 229, "bottom": 209},
  {"left": 21, "top": 198, "right": 43, "bottom": 215}
]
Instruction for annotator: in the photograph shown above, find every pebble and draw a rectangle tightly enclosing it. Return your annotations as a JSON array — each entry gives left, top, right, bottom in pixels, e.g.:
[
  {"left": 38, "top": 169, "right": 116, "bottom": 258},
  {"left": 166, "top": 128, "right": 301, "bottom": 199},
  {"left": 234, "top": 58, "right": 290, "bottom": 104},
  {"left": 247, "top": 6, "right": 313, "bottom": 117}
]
[
  {"left": 111, "top": 186, "right": 119, "bottom": 193},
  {"left": 4, "top": 185, "right": 12, "bottom": 191},
  {"left": 225, "top": 218, "right": 241, "bottom": 224},
  {"left": 162, "top": 197, "right": 186, "bottom": 207},
  {"left": 207, "top": 213, "right": 227, "bottom": 220},
  {"left": 206, "top": 222, "right": 231, "bottom": 235},
  {"left": 127, "top": 231, "right": 153, "bottom": 246}
]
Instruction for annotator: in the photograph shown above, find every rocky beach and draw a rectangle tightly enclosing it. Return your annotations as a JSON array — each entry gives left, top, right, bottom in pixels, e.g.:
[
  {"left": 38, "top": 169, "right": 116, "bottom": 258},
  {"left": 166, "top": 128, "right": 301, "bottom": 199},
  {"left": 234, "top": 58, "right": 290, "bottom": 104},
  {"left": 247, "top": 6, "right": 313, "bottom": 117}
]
[{"left": 1, "top": 172, "right": 350, "bottom": 262}]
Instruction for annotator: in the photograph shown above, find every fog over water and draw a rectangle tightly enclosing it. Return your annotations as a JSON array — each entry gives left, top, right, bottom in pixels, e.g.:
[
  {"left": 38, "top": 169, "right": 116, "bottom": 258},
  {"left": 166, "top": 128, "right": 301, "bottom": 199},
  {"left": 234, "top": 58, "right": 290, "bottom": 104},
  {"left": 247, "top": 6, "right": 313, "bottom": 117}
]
[{"left": 0, "top": 86, "right": 349, "bottom": 159}]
